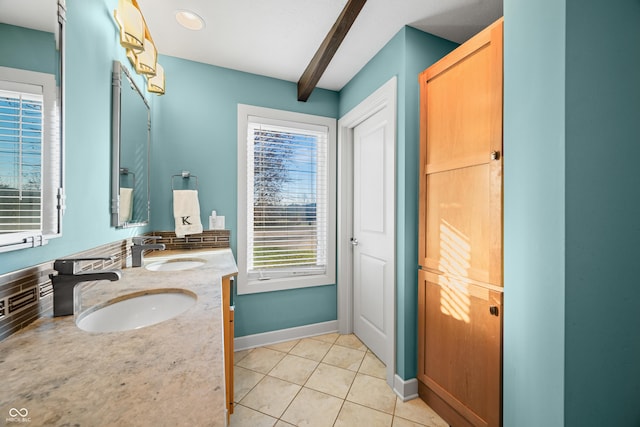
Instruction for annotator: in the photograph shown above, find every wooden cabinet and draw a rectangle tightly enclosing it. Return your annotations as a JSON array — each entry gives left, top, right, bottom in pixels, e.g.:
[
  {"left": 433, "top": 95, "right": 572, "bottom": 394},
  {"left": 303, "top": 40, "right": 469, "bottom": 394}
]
[
  {"left": 222, "top": 275, "right": 235, "bottom": 423},
  {"left": 417, "top": 18, "right": 503, "bottom": 427}
]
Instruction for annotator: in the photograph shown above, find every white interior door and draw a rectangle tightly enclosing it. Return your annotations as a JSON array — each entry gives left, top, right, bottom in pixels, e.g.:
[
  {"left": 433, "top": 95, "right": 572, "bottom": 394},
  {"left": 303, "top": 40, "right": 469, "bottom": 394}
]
[{"left": 352, "top": 109, "right": 394, "bottom": 365}]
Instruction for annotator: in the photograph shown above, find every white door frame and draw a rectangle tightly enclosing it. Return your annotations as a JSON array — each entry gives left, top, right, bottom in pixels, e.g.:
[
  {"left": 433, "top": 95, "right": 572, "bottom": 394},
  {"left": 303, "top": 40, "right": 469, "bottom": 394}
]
[{"left": 337, "top": 76, "right": 397, "bottom": 387}]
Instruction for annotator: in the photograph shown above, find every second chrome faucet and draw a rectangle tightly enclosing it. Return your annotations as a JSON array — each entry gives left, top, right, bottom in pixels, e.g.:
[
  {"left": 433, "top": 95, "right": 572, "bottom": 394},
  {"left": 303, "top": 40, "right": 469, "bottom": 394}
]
[{"left": 131, "top": 236, "right": 166, "bottom": 267}]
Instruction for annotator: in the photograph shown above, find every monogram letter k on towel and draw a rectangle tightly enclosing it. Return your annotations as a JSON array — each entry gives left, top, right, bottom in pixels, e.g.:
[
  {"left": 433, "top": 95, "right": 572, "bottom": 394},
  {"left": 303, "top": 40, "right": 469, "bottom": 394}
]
[{"left": 173, "top": 190, "right": 203, "bottom": 237}]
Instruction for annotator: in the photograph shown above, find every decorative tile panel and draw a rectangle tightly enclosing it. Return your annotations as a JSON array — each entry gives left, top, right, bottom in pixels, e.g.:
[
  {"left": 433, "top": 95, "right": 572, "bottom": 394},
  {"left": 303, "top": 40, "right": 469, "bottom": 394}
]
[
  {"left": 150, "top": 230, "right": 231, "bottom": 250},
  {"left": 8, "top": 288, "right": 37, "bottom": 314}
]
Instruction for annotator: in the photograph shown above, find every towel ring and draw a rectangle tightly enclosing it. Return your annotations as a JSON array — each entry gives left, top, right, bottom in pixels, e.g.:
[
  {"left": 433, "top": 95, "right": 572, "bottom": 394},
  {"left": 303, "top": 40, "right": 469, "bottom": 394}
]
[{"left": 171, "top": 171, "right": 198, "bottom": 190}]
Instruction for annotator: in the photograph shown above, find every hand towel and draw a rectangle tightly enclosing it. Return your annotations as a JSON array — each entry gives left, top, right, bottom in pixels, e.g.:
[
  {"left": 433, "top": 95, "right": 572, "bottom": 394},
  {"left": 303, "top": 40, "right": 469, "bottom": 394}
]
[
  {"left": 173, "top": 189, "right": 203, "bottom": 237},
  {"left": 119, "top": 187, "right": 133, "bottom": 223}
]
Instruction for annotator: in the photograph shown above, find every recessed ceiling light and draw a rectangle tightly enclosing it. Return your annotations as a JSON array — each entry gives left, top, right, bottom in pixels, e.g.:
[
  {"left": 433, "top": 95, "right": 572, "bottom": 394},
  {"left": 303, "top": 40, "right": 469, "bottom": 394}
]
[{"left": 175, "top": 10, "right": 205, "bottom": 31}]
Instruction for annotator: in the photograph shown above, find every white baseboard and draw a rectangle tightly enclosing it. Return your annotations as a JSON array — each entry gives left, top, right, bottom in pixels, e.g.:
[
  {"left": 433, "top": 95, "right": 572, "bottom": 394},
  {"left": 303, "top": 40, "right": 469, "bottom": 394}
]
[
  {"left": 234, "top": 320, "right": 339, "bottom": 351},
  {"left": 393, "top": 375, "right": 419, "bottom": 401}
]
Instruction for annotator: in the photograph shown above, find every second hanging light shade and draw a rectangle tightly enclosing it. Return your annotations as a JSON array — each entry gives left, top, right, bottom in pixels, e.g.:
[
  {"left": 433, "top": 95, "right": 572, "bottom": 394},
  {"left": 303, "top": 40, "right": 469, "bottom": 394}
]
[{"left": 134, "top": 35, "right": 157, "bottom": 76}]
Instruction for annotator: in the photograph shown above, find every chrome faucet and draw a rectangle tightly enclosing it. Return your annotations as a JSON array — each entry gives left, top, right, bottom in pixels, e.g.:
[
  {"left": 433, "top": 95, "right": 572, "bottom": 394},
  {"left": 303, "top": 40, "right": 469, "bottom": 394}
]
[
  {"left": 49, "top": 257, "right": 122, "bottom": 317},
  {"left": 131, "top": 236, "right": 166, "bottom": 267}
]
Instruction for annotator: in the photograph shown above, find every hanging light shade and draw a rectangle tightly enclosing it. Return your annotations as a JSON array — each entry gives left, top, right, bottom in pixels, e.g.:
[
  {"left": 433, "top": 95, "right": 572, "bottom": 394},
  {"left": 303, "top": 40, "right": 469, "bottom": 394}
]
[
  {"left": 134, "top": 35, "right": 157, "bottom": 76},
  {"left": 147, "top": 63, "right": 165, "bottom": 95},
  {"left": 114, "top": 0, "right": 144, "bottom": 52}
]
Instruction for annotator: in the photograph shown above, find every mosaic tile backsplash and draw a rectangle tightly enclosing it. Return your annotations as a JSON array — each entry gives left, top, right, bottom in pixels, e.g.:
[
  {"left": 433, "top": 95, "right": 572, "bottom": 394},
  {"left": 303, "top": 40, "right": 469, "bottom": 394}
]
[
  {"left": 148, "top": 229, "right": 230, "bottom": 250},
  {"left": 0, "top": 230, "right": 230, "bottom": 342}
]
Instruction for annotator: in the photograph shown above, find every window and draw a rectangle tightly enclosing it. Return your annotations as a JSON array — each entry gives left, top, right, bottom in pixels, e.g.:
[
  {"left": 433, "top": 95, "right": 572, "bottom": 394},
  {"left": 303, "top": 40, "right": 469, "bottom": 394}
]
[
  {"left": 237, "top": 105, "right": 336, "bottom": 294},
  {"left": 0, "top": 67, "right": 60, "bottom": 251}
]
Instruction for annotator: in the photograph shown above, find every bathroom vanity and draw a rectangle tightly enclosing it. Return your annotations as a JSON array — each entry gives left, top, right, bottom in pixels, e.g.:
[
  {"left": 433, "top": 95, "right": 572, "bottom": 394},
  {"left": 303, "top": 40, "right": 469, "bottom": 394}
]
[{"left": 0, "top": 248, "right": 236, "bottom": 426}]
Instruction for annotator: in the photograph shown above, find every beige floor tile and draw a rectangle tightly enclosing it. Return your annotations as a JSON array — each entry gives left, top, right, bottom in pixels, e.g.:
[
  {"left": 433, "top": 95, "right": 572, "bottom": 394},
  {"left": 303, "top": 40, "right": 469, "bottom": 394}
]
[
  {"left": 268, "top": 354, "right": 319, "bottom": 385},
  {"left": 335, "top": 334, "right": 367, "bottom": 351},
  {"left": 239, "top": 376, "right": 301, "bottom": 418},
  {"left": 235, "top": 347, "right": 286, "bottom": 374},
  {"left": 289, "top": 338, "right": 332, "bottom": 362},
  {"left": 322, "top": 344, "right": 366, "bottom": 371},
  {"left": 281, "top": 387, "right": 344, "bottom": 427},
  {"left": 265, "top": 339, "right": 300, "bottom": 353},
  {"left": 310, "top": 332, "right": 340, "bottom": 344},
  {"left": 392, "top": 416, "right": 427, "bottom": 427},
  {"left": 234, "top": 366, "right": 265, "bottom": 402},
  {"left": 347, "top": 374, "right": 397, "bottom": 414},
  {"left": 274, "top": 421, "right": 296, "bottom": 427},
  {"left": 359, "top": 350, "right": 386, "bottom": 379},
  {"left": 394, "top": 397, "right": 448, "bottom": 427},
  {"left": 305, "top": 363, "right": 356, "bottom": 399},
  {"left": 228, "top": 404, "right": 277, "bottom": 427},
  {"left": 234, "top": 348, "right": 253, "bottom": 365},
  {"left": 335, "top": 401, "right": 393, "bottom": 427}
]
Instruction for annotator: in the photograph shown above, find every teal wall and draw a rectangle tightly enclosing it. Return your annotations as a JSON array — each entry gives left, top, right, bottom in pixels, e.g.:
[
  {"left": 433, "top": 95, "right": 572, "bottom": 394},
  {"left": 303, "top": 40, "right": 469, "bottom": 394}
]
[
  {"left": 149, "top": 55, "right": 337, "bottom": 235},
  {"left": 339, "top": 27, "right": 457, "bottom": 379},
  {"left": 564, "top": 0, "right": 640, "bottom": 425},
  {"left": 503, "top": 0, "right": 566, "bottom": 425},
  {"left": 0, "top": 23, "right": 57, "bottom": 75},
  {"left": 0, "top": 0, "right": 145, "bottom": 276},
  {"left": 149, "top": 54, "right": 339, "bottom": 337},
  {"left": 504, "top": 0, "right": 640, "bottom": 425}
]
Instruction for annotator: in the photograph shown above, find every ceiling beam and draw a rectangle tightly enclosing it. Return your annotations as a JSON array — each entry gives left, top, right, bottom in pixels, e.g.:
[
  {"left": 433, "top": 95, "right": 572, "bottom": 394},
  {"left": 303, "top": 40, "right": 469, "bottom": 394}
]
[{"left": 297, "top": 0, "right": 367, "bottom": 102}]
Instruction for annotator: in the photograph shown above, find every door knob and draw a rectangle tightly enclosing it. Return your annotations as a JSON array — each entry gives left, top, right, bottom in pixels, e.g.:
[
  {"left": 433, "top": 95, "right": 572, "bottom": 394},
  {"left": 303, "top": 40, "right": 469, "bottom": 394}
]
[{"left": 350, "top": 238, "right": 359, "bottom": 246}]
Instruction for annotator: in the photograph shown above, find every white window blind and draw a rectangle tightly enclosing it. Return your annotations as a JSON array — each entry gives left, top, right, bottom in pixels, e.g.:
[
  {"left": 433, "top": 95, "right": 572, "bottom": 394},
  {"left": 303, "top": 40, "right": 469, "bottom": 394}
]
[
  {"left": 0, "top": 86, "right": 43, "bottom": 235},
  {"left": 246, "top": 118, "right": 329, "bottom": 281}
]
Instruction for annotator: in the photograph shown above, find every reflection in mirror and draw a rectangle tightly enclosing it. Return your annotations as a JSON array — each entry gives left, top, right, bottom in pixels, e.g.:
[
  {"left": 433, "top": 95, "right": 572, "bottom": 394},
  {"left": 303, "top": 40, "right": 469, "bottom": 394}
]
[
  {"left": 0, "top": 0, "right": 65, "bottom": 253},
  {"left": 111, "top": 60, "right": 150, "bottom": 228}
]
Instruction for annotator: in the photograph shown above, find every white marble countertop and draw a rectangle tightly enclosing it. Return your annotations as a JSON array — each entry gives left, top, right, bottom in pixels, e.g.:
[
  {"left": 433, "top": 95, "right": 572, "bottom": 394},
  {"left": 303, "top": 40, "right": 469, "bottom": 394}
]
[{"left": 0, "top": 248, "right": 237, "bottom": 426}]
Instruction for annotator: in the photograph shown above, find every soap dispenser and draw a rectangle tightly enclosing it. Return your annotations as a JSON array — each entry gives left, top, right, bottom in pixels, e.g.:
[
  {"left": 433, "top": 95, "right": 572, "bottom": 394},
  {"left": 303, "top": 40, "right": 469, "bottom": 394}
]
[{"left": 209, "top": 210, "right": 217, "bottom": 230}]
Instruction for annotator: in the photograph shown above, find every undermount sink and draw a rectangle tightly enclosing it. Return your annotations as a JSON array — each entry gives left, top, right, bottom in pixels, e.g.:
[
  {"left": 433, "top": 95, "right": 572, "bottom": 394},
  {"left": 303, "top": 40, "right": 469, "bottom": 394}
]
[
  {"left": 76, "top": 289, "right": 197, "bottom": 333},
  {"left": 145, "top": 258, "right": 206, "bottom": 271}
]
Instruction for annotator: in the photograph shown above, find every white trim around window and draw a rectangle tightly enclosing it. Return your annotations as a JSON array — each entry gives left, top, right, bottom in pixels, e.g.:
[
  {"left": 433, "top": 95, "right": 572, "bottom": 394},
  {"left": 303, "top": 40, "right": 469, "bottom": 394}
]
[{"left": 237, "top": 104, "right": 337, "bottom": 294}]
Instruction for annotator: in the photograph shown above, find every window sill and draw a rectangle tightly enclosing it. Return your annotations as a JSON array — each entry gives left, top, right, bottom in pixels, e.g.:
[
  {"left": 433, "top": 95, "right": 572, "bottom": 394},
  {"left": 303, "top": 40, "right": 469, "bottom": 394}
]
[
  {"left": 0, "top": 233, "right": 50, "bottom": 254},
  {"left": 237, "top": 272, "right": 335, "bottom": 295}
]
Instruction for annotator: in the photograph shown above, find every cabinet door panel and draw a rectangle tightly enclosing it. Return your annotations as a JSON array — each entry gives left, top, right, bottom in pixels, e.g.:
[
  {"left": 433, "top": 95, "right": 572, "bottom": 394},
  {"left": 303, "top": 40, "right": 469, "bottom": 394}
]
[
  {"left": 425, "top": 164, "right": 501, "bottom": 285},
  {"left": 418, "top": 271, "right": 502, "bottom": 427},
  {"left": 425, "top": 43, "right": 493, "bottom": 173}
]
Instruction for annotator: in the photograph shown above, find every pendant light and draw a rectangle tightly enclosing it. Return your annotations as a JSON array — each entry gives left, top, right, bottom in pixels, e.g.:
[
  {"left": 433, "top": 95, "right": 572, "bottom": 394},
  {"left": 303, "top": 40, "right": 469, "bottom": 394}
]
[
  {"left": 114, "top": 0, "right": 165, "bottom": 94},
  {"left": 114, "top": 0, "right": 144, "bottom": 52}
]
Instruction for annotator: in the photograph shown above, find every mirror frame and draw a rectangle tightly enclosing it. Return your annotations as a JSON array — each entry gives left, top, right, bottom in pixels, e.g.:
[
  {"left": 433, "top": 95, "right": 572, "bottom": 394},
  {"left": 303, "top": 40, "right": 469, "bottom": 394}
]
[{"left": 110, "top": 60, "right": 150, "bottom": 228}]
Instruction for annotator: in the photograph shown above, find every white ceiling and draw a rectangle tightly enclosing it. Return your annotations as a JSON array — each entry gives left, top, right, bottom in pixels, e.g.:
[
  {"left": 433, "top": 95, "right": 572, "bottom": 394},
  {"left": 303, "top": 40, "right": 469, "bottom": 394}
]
[
  {"left": 1, "top": 0, "right": 503, "bottom": 91},
  {"left": 0, "top": 0, "right": 58, "bottom": 33}
]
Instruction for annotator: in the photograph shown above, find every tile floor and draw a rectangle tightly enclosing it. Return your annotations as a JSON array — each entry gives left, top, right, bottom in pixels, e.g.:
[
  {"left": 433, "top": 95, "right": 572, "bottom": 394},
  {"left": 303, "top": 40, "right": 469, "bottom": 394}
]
[{"left": 230, "top": 333, "right": 449, "bottom": 427}]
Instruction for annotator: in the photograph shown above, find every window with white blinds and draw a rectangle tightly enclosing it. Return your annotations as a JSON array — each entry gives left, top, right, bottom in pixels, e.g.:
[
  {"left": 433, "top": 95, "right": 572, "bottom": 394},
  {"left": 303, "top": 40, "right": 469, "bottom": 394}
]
[
  {"left": 238, "top": 105, "right": 336, "bottom": 294},
  {"left": 0, "top": 67, "right": 59, "bottom": 252},
  {"left": 0, "top": 86, "right": 43, "bottom": 235}
]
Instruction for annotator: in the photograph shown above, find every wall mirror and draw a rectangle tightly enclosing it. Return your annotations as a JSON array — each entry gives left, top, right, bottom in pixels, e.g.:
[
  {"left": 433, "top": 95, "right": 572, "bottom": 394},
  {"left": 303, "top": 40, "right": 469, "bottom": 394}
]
[
  {"left": 0, "top": 0, "right": 65, "bottom": 253},
  {"left": 111, "top": 60, "right": 150, "bottom": 228}
]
